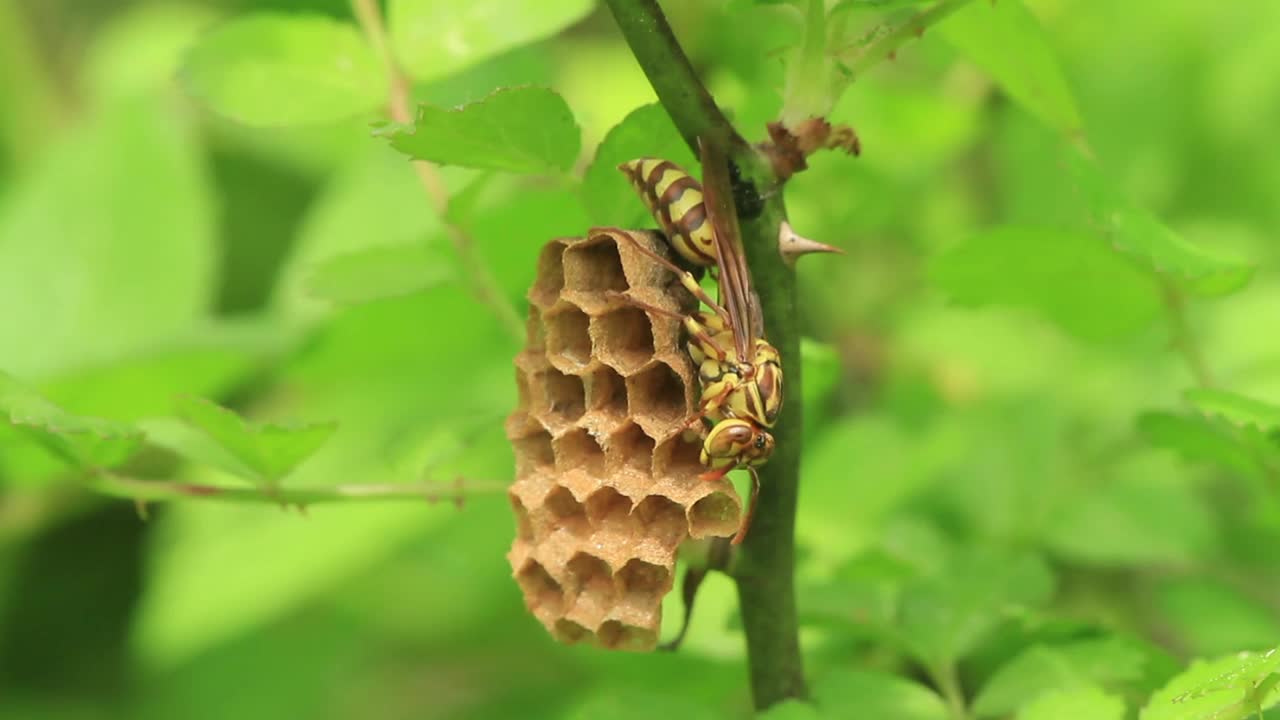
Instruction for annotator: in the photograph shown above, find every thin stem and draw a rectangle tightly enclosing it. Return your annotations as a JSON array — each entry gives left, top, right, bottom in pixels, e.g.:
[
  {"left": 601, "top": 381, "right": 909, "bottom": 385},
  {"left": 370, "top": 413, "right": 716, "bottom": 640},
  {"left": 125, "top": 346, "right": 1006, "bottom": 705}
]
[
  {"left": 1160, "top": 277, "right": 1214, "bottom": 389},
  {"left": 780, "top": 0, "right": 832, "bottom": 125},
  {"left": 350, "top": 0, "right": 524, "bottom": 342},
  {"left": 837, "top": 0, "right": 975, "bottom": 78},
  {"left": 605, "top": 0, "right": 807, "bottom": 708},
  {"left": 934, "top": 662, "right": 971, "bottom": 720},
  {"left": 87, "top": 473, "right": 507, "bottom": 507}
]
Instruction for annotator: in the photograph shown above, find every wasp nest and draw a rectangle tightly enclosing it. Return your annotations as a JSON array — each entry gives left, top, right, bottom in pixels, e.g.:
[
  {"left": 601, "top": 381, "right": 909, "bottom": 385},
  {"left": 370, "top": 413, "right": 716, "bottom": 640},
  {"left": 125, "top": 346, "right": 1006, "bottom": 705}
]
[{"left": 506, "top": 227, "right": 743, "bottom": 651}]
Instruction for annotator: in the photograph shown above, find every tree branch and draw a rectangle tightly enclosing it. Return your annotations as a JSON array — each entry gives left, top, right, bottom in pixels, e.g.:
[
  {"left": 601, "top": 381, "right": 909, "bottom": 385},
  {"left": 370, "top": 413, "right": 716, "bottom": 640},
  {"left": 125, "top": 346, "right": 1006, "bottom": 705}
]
[
  {"left": 605, "top": 0, "right": 807, "bottom": 708},
  {"left": 350, "top": 0, "right": 524, "bottom": 342},
  {"left": 602, "top": 0, "right": 744, "bottom": 156}
]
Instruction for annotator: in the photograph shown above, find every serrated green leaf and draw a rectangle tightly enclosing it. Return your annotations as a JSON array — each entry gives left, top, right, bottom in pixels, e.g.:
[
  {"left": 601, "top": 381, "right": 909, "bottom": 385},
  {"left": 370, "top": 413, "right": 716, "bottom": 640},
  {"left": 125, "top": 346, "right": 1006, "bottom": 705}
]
[
  {"left": 930, "top": 226, "right": 1162, "bottom": 342},
  {"left": 1185, "top": 389, "right": 1280, "bottom": 435},
  {"left": 975, "top": 637, "right": 1154, "bottom": 717},
  {"left": 1019, "top": 687, "right": 1126, "bottom": 720},
  {"left": 1138, "top": 411, "right": 1265, "bottom": 479},
  {"left": 1158, "top": 578, "right": 1280, "bottom": 658},
  {"left": 1141, "top": 648, "right": 1280, "bottom": 720},
  {"left": 182, "top": 13, "right": 386, "bottom": 126},
  {"left": 898, "top": 547, "right": 1055, "bottom": 667},
  {"left": 304, "top": 244, "right": 452, "bottom": 306},
  {"left": 581, "top": 103, "right": 696, "bottom": 226},
  {"left": 382, "top": 87, "right": 580, "bottom": 173},
  {"left": 939, "top": 0, "right": 1080, "bottom": 135},
  {"left": 175, "top": 396, "right": 336, "bottom": 485},
  {"left": 1047, "top": 468, "right": 1216, "bottom": 568},
  {"left": 1064, "top": 152, "right": 1255, "bottom": 296},
  {"left": 0, "top": 371, "right": 144, "bottom": 470},
  {"left": 389, "top": 0, "right": 593, "bottom": 83},
  {"left": 813, "top": 670, "right": 949, "bottom": 720}
]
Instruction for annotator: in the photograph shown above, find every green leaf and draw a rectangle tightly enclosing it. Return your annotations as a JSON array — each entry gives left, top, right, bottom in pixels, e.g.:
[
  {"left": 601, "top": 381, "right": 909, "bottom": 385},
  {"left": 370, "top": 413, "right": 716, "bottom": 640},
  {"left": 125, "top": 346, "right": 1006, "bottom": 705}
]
[
  {"left": 1019, "top": 688, "right": 1126, "bottom": 720},
  {"left": 1185, "top": 389, "right": 1280, "bottom": 435},
  {"left": 759, "top": 700, "right": 822, "bottom": 720},
  {"left": 304, "top": 244, "right": 452, "bottom": 305},
  {"left": 930, "top": 226, "right": 1162, "bottom": 342},
  {"left": 898, "top": 547, "right": 1055, "bottom": 667},
  {"left": 0, "top": 371, "right": 144, "bottom": 469},
  {"left": 1046, "top": 469, "right": 1216, "bottom": 568},
  {"left": 181, "top": 13, "right": 386, "bottom": 126},
  {"left": 581, "top": 103, "right": 696, "bottom": 227},
  {"left": 1158, "top": 578, "right": 1280, "bottom": 658},
  {"left": 939, "top": 0, "right": 1080, "bottom": 135},
  {"left": 1138, "top": 411, "right": 1266, "bottom": 479},
  {"left": 389, "top": 0, "right": 594, "bottom": 82},
  {"left": 175, "top": 396, "right": 336, "bottom": 486},
  {"left": 812, "top": 670, "right": 949, "bottom": 720},
  {"left": 382, "top": 87, "right": 580, "bottom": 174},
  {"left": 81, "top": 3, "right": 216, "bottom": 102},
  {"left": 1141, "top": 648, "right": 1280, "bottom": 720},
  {"left": 0, "top": 101, "right": 216, "bottom": 378},
  {"left": 1064, "top": 152, "right": 1255, "bottom": 297},
  {"left": 975, "top": 637, "right": 1157, "bottom": 717}
]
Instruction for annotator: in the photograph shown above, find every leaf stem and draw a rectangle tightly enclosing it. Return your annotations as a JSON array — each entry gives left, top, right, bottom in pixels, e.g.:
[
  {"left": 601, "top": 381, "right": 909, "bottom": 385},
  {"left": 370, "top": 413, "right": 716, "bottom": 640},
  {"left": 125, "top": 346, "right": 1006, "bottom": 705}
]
[
  {"left": 87, "top": 473, "right": 507, "bottom": 507},
  {"left": 1160, "top": 277, "right": 1214, "bottom": 389},
  {"left": 605, "top": 0, "right": 807, "bottom": 709},
  {"left": 934, "top": 661, "right": 971, "bottom": 720},
  {"left": 349, "top": 0, "right": 524, "bottom": 342},
  {"left": 837, "top": 0, "right": 975, "bottom": 78}
]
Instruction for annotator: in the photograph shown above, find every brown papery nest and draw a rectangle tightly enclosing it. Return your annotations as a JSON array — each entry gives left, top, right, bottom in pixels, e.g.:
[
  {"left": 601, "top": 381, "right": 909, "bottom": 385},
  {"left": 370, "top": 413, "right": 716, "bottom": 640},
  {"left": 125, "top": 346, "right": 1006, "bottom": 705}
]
[{"left": 506, "top": 227, "right": 743, "bottom": 651}]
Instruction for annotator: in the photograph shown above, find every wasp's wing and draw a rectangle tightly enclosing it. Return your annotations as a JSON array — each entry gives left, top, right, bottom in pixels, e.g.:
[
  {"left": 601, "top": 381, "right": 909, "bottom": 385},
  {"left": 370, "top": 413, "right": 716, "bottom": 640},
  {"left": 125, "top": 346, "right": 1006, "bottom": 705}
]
[{"left": 698, "top": 138, "right": 760, "bottom": 361}]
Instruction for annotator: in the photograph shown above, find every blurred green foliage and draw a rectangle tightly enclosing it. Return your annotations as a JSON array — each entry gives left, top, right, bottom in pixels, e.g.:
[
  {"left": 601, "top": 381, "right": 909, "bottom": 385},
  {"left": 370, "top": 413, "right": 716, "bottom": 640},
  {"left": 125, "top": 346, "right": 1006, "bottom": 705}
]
[{"left": 1, "top": 0, "right": 1279, "bottom": 718}]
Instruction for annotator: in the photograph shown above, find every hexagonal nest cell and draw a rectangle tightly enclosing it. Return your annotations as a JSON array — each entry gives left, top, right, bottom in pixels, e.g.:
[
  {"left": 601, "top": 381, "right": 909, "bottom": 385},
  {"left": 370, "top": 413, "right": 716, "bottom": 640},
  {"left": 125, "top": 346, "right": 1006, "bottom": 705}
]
[{"left": 506, "top": 228, "right": 745, "bottom": 651}]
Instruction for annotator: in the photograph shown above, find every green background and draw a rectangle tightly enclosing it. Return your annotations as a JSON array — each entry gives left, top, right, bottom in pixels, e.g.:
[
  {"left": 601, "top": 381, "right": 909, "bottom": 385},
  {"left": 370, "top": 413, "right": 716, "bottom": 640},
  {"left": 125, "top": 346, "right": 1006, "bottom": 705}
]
[{"left": 2, "top": 0, "right": 1279, "bottom": 718}]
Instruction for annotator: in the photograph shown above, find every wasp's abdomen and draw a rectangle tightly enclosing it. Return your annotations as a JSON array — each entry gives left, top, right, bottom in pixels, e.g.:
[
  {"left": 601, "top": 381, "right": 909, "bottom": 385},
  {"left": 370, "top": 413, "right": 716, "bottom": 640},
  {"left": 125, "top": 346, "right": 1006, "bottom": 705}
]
[{"left": 619, "top": 158, "right": 717, "bottom": 268}]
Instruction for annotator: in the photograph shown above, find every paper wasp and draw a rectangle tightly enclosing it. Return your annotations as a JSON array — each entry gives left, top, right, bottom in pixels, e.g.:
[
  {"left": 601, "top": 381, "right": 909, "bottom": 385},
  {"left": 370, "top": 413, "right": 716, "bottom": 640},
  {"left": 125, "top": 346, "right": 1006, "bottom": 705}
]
[{"left": 615, "top": 140, "right": 783, "bottom": 544}]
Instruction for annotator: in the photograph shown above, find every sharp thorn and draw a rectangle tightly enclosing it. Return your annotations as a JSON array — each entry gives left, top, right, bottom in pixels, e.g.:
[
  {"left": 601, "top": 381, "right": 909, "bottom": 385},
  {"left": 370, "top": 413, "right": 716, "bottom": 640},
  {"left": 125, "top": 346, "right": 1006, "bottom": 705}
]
[{"left": 778, "top": 220, "right": 845, "bottom": 262}]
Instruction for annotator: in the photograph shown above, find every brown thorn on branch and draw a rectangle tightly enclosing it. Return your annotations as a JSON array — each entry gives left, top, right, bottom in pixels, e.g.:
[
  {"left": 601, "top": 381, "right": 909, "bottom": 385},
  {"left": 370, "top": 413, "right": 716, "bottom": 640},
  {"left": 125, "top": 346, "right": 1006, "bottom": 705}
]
[
  {"left": 778, "top": 220, "right": 844, "bottom": 265},
  {"left": 757, "top": 118, "right": 861, "bottom": 183}
]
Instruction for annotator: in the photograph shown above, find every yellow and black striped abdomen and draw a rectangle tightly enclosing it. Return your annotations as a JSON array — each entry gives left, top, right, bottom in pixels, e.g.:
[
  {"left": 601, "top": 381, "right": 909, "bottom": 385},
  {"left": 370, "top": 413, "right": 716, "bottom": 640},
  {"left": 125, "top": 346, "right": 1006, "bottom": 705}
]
[{"left": 618, "top": 158, "right": 717, "bottom": 268}]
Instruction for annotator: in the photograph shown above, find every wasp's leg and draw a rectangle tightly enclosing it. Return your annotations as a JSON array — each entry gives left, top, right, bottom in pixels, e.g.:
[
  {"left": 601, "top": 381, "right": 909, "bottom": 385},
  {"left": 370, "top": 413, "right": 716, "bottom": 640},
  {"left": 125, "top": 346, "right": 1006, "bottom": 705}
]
[
  {"left": 730, "top": 467, "right": 761, "bottom": 545},
  {"left": 603, "top": 291, "right": 731, "bottom": 364},
  {"left": 613, "top": 230, "right": 734, "bottom": 329}
]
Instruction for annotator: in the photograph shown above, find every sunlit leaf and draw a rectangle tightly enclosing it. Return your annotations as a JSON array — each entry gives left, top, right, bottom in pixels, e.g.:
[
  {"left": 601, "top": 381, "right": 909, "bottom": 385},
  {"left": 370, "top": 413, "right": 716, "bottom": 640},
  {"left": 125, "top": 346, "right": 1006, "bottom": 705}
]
[
  {"left": 1064, "top": 152, "right": 1255, "bottom": 297},
  {"left": 175, "top": 396, "right": 336, "bottom": 485},
  {"left": 181, "top": 13, "right": 386, "bottom": 126},
  {"left": 1158, "top": 578, "right": 1280, "bottom": 658},
  {"left": 305, "top": 244, "right": 453, "bottom": 306},
  {"left": 82, "top": 3, "right": 216, "bottom": 101},
  {"left": 1046, "top": 469, "right": 1216, "bottom": 568},
  {"left": 1018, "top": 687, "right": 1125, "bottom": 720},
  {"left": 812, "top": 670, "right": 950, "bottom": 720},
  {"left": 1137, "top": 411, "right": 1265, "bottom": 479},
  {"left": 1140, "top": 648, "right": 1280, "bottom": 720},
  {"left": 389, "top": 0, "right": 593, "bottom": 82},
  {"left": 382, "top": 87, "right": 580, "bottom": 173},
  {"left": 898, "top": 547, "right": 1055, "bottom": 667},
  {"left": 930, "top": 226, "right": 1162, "bottom": 342},
  {"left": 0, "top": 371, "right": 144, "bottom": 470},
  {"left": 1185, "top": 388, "right": 1280, "bottom": 435},
  {"left": 975, "top": 636, "right": 1159, "bottom": 717},
  {"left": 581, "top": 103, "right": 695, "bottom": 227},
  {"left": 939, "top": 0, "right": 1081, "bottom": 135},
  {"left": 0, "top": 101, "right": 216, "bottom": 378}
]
